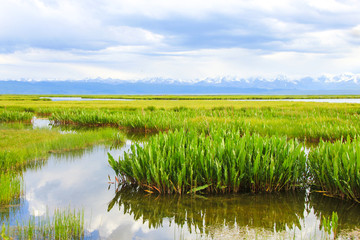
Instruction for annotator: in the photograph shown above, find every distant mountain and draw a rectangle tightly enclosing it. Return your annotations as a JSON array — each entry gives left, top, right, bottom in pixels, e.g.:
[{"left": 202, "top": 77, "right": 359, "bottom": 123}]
[{"left": 1, "top": 74, "right": 360, "bottom": 95}]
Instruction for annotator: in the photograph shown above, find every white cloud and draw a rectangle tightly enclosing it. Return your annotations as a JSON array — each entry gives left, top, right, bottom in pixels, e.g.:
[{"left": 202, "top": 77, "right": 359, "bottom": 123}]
[{"left": 0, "top": 0, "right": 360, "bottom": 80}]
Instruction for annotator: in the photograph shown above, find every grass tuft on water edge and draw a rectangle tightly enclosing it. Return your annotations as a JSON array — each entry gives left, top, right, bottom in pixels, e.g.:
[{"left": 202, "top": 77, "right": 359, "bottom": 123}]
[
  {"left": 2, "top": 207, "right": 85, "bottom": 240},
  {"left": 308, "top": 136, "right": 360, "bottom": 202},
  {"left": 0, "top": 173, "right": 23, "bottom": 206},
  {"left": 109, "top": 128, "right": 307, "bottom": 194}
]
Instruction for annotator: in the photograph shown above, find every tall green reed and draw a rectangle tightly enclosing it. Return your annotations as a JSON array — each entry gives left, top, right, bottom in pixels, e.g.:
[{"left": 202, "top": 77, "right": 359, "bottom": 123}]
[
  {"left": 0, "top": 110, "right": 33, "bottom": 122},
  {"left": 308, "top": 137, "right": 360, "bottom": 202},
  {"left": 109, "top": 128, "right": 307, "bottom": 194}
]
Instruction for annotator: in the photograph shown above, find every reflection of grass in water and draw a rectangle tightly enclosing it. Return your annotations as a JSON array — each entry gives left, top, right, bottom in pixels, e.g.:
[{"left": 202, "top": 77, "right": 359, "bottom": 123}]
[
  {"left": 309, "top": 192, "right": 360, "bottom": 231},
  {"left": 108, "top": 185, "right": 306, "bottom": 234},
  {"left": 0, "top": 125, "right": 124, "bottom": 226},
  {"left": 0, "top": 197, "right": 23, "bottom": 225},
  {"left": 1, "top": 208, "right": 85, "bottom": 240}
]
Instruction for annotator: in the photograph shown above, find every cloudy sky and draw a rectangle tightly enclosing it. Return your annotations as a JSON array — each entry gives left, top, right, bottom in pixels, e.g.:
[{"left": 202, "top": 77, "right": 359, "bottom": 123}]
[{"left": 0, "top": 0, "right": 360, "bottom": 81}]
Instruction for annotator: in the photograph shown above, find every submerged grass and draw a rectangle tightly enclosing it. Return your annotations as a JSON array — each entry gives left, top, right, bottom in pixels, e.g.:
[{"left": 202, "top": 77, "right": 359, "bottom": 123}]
[
  {"left": 308, "top": 137, "right": 360, "bottom": 202},
  {"left": 109, "top": 128, "right": 307, "bottom": 194},
  {"left": 1, "top": 208, "right": 85, "bottom": 240},
  {"left": 0, "top": 173, "right": 23, "bottom": 205}
]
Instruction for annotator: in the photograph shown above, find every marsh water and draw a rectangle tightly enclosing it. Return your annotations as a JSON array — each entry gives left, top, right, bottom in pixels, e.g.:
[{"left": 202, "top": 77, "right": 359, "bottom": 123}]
[
  {"left": 231, "top": 98, "right": 360, "bottom": 103},
  {"left": 42, "top": 96, "right": 360, "bottom": 104},
  {"left": 40, "top": 97, "right": 133, "bottom": 101},
  {"left": 1, "top": 119, "right": 360, "bottom": 239}
]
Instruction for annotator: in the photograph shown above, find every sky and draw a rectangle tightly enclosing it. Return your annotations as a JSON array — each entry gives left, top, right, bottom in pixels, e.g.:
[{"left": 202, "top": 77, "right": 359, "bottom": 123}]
[{"left": 0, "top": 0, "right": 360, "bottom": 81}]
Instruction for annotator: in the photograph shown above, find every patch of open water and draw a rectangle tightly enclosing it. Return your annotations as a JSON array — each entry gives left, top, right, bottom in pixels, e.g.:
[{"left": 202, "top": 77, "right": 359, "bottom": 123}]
[
  {"left": 41, "top": 97, "right": 133, "bottom": 101},
  {"left": 1, "top": 141, "right": 360, "bottom": 239},
  {"left": 231, "top": 98, "right": 360, "bottom": 103},
  {"left": 40, "top": 97, "right": 360, "bottom": 103}
]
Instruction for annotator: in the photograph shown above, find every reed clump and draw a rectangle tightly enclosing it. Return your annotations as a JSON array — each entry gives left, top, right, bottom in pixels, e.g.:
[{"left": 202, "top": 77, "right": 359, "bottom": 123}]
[
  {"left": 308, "top": 137, "right": 360, "bottom": 202},
  {"left": 0, "top": 173, "right": 23, "bottom": 205},
  {"left": 0, "top": 110, "right": 33, "bottom": 122},
  {"left": 109, "top": 128, "right": 307, "bottom": 194},
  {"left": 1, "top": 208, "right": 85, "bottom": 240}
]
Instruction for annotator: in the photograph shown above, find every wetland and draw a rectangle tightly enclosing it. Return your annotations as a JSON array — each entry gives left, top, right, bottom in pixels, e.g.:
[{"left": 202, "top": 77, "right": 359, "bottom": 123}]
[{"left": 1, "top": 95, "right": 360, "bottom": 239}]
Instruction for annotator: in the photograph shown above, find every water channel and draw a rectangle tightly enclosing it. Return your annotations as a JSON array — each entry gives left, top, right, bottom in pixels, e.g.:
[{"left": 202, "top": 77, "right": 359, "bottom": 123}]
[
  {"left": 1, "top": 119, "right": 360, "bottom": 239},
  {"left": 42, "top": 97, "right": 360, "bottom": 104}
]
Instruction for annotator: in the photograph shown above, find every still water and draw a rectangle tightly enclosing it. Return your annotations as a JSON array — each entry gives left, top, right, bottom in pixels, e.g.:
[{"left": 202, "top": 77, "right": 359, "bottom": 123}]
[
  {"left": 231, "top": 98, "right": 360, "bottom": 103},
  {"left": 1, "top": 142, "right": 360, "bottom": 239},
  {"left": 42, "top": 97, "right": 360, "bottom": 104},
  {"left": 41, "top": 97, "right": 133, "bottom": 101},
  {"left": 1, "top": 119, "right": 360, "bottom": 239}
]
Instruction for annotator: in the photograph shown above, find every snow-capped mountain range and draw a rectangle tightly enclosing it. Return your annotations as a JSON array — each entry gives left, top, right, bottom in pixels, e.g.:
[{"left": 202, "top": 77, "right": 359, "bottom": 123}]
[{"left": 1, "top": 74, "right": 360, "bottom": 94}]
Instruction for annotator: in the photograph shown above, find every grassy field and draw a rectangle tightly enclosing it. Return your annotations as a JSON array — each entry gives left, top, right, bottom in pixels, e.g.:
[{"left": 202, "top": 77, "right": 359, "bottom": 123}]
[
  {"left": 2, "top": 97, "right": 360, "bottom": 141},
  {"left": 1, "top": 95, "right": 360, "bottom": 201}
]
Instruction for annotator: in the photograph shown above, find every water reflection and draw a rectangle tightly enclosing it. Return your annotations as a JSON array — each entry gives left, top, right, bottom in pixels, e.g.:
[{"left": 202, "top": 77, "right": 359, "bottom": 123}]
[
  {"left": 107, "top": 186, "right": 360, "bottom": 238},
  {"left": 40, "top": 97, "right": 133, "bottom": 101},
  {"left": 108, "top": 186, "right": 306, "bottom": 234},
  {"left": 231, "top": 98, "right": 360, "bottom": 104},
  {"left": 0, "top": 198, "right": 24, "bottom": 224},
  {"left": 309, "top": 192, "right": 360, "bottom": 230},
  {"left": 31, "top": 117, "right": 53, "bottom": 129}
]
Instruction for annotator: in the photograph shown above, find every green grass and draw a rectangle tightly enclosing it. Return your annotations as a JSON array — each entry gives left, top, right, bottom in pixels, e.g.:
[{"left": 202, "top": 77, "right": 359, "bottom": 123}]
[
  {"left": 0, "top": 110, "right": 33, "bottom": 122},
  {"left": 0, "top": 128, "right": 123, "bottom": 172},
  {"left": 47, "top": 105, "right": 360, "bottom": 141},
  {"left": 0, "top": 173, "right": 23, "bottom": 205},
  {"left": 109, "top": 128, "right": 306, "bottom": 194},
  {"left": 1, "top": 208, "right": 85, "bottom": 240},
  {"left": 1, "top": 95, "right": 360, "bottom": 141},
  {"left": 2, "top": 95, "right": 360, "bottom": 201},
  {"left": 308, "top": 137, "right": 360, "bottom": 202}
]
